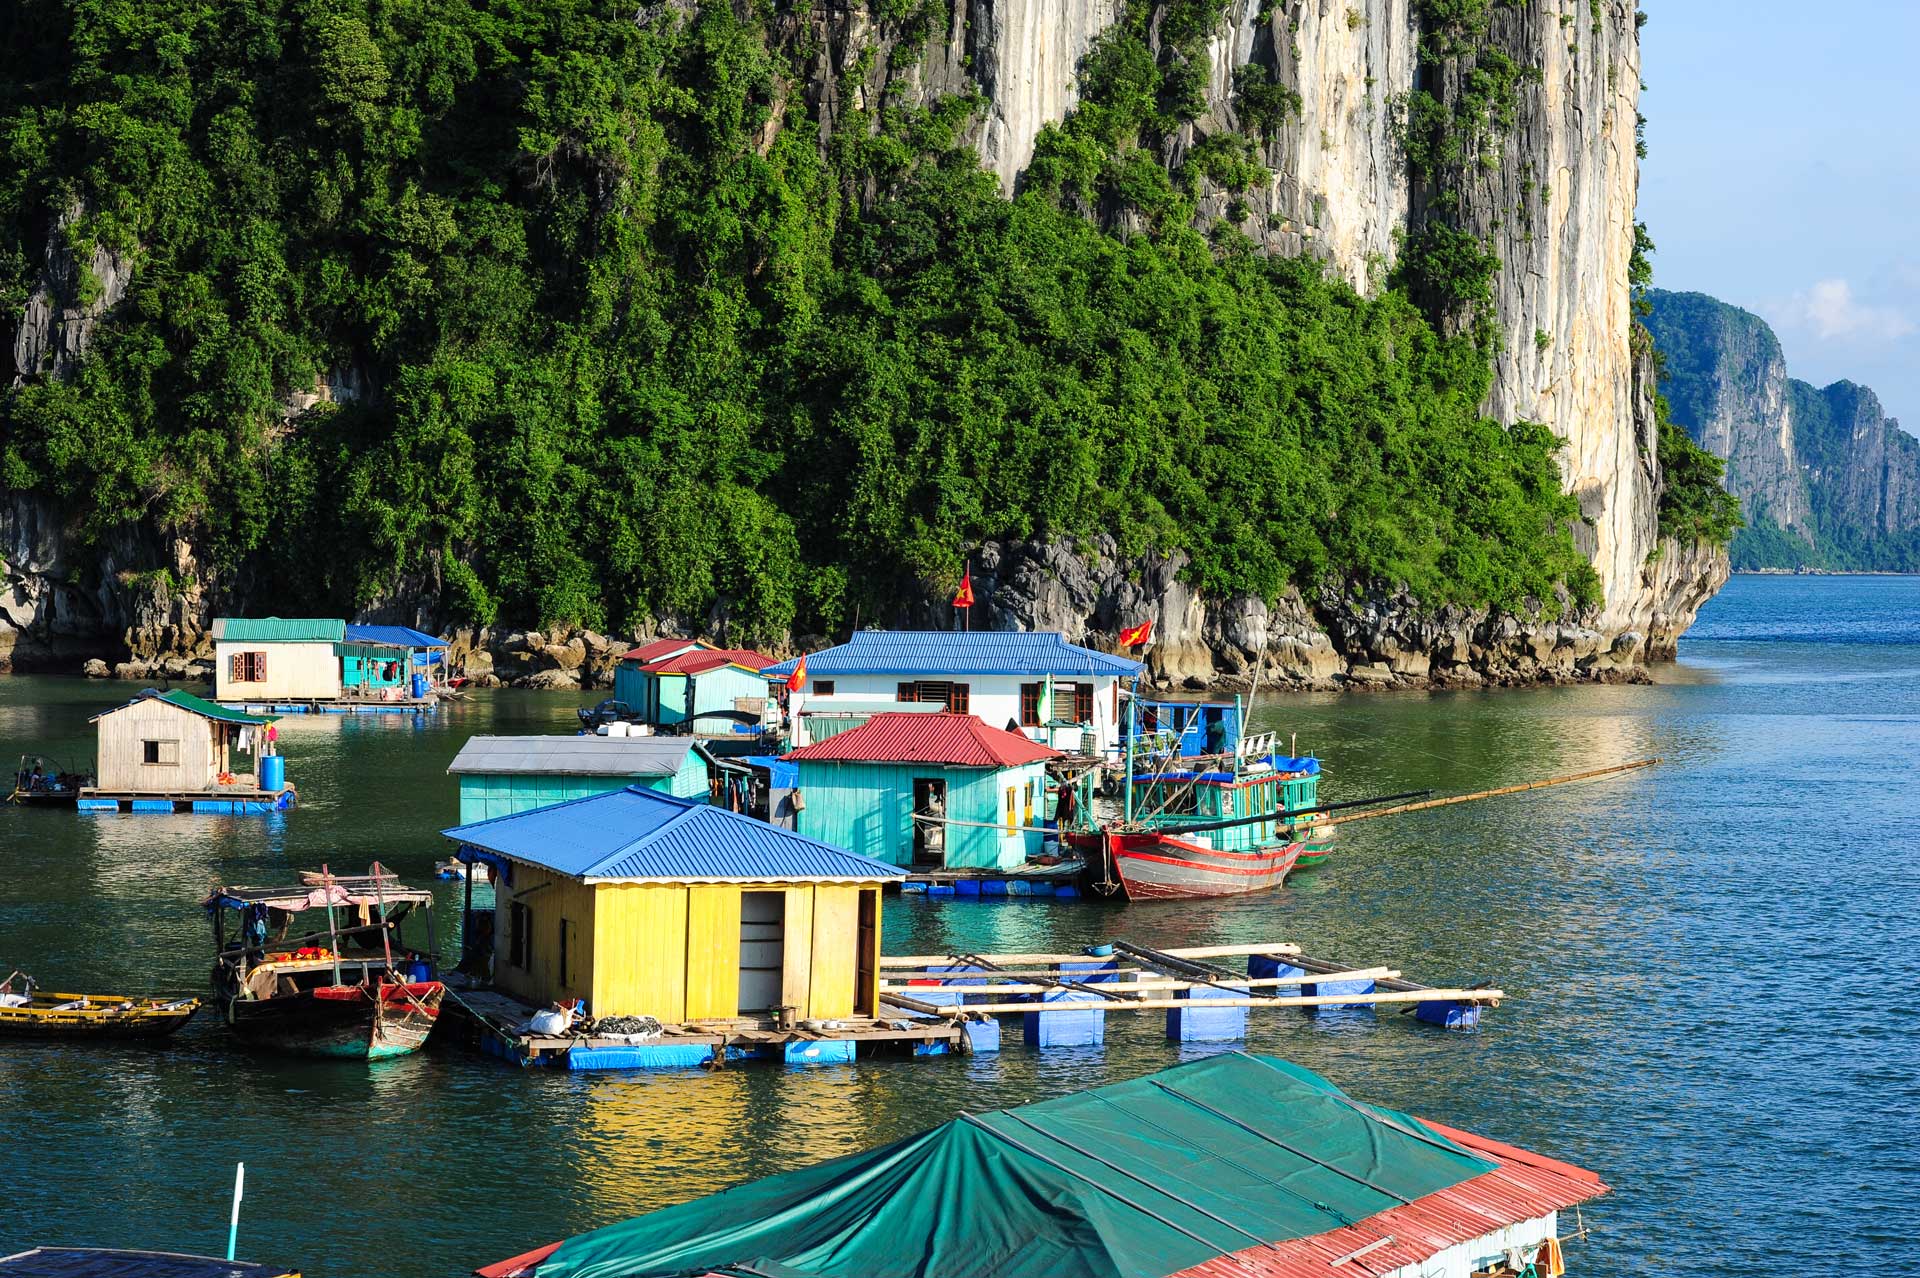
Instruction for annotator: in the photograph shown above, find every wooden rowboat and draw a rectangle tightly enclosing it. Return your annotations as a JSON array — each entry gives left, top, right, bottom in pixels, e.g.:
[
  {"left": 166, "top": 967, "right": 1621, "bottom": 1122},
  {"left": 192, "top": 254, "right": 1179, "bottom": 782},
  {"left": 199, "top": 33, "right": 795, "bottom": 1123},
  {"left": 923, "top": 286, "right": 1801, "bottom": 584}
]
[{"left": 0, "top": 991, "right": 200, "bottom": 1040}]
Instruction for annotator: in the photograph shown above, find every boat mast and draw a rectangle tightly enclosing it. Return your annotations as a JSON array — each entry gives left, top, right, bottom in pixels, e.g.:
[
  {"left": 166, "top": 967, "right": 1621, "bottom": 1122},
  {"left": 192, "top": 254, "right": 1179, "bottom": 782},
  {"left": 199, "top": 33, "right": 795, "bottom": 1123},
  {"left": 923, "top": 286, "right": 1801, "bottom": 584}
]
[
  {"left": 370, "top": 861, "right": 395, "bottom": 974},
  {"left": 320, "top": 864, "right": 343, "bottom": 986}
]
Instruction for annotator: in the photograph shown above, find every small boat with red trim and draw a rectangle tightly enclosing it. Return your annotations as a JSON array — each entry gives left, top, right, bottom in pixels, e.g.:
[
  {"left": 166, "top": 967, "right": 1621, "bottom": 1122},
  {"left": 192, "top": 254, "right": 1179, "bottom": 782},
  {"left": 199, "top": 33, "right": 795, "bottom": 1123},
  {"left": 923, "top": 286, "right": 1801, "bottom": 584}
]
[{"left": 205, "top": 865, "right": 444, "bottom": 1060}]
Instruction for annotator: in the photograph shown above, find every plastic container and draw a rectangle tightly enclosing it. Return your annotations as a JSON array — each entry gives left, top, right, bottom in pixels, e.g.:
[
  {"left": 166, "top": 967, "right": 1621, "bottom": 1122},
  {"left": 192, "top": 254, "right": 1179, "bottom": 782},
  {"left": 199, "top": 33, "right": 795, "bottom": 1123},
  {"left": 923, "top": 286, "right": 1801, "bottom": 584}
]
[
  {"left": 259, "top": 754, "right": 286, "bottom": 792},
  {"left": 1085, "top": 943, "right": 1115, "bottom": 957},
  {"left": 411, "top": 672, "right": 429, "bottom": 699},
  {"left": 405, "top": 959, "right": 432, "bottom": 983}
]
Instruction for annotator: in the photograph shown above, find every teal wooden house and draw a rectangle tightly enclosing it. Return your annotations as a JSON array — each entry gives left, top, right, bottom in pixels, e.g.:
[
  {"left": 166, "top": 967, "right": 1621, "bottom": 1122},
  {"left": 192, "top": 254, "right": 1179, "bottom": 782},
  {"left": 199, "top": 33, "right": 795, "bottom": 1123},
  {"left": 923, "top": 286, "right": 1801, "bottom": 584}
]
[
  {"left": 784, "top": 712, "right": 1060, "bottom": 871},
  {"left": 613, "top": 639, "right": 776, "bottom": 733},
  {"left": 447, "top": 735, "right": 712, "bottom": 824}
]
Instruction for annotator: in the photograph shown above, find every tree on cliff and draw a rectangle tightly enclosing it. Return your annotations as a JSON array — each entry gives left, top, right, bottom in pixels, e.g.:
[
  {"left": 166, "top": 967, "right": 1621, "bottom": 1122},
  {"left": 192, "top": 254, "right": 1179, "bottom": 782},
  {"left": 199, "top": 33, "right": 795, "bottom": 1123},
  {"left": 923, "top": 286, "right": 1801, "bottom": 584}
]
[{"left": 1, "top": 0, "right": 1650, "bottom": 640}]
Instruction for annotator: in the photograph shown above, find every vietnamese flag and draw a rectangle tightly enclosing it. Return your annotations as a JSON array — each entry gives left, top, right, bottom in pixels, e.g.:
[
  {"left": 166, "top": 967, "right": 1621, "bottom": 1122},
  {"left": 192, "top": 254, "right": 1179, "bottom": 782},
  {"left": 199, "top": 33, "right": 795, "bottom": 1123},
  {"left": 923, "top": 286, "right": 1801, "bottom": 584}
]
[
  {"left": 952, "top": 567, "right": 975, "bottom": 610},
  {"left": 786, "top": 653, "right": 807, "bottom": 693},
  {"left": 1118, "top": 619, "right": 1154, "bottom": 647}
]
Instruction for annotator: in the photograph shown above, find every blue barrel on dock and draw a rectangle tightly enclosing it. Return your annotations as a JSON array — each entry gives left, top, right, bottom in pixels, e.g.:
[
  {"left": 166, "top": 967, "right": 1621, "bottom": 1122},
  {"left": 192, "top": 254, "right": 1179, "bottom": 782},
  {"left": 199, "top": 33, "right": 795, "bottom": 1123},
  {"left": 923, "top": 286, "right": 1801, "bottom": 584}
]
[
  {"left": 411, "top": 672, "right": 429, "bottom": 699},
  {"left": 259, "top": 754, "right": 286, "bottom": 792}
]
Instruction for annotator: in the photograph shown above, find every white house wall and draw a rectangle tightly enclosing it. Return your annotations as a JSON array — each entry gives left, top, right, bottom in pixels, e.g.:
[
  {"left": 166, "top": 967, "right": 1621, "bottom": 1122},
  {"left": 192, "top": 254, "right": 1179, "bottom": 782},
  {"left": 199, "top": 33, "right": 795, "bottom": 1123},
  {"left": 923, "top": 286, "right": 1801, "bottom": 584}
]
[
  {"left": 214, "top": 641, "right": 343, "bottom": 701},
  {"left": 793, "top": 673, "right": 1123, "bottom": 753},
  {"left": 1379, "top": 1210, "right": 1556, "bottom": 1278}
]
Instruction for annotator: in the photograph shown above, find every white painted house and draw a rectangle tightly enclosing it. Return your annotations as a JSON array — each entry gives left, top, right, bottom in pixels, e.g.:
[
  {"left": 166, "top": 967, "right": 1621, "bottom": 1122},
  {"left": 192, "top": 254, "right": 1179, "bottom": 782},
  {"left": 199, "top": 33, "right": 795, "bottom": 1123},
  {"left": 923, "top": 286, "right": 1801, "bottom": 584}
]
[{"left": 762, "top": 632, "right": 1143, "bottom": 754}]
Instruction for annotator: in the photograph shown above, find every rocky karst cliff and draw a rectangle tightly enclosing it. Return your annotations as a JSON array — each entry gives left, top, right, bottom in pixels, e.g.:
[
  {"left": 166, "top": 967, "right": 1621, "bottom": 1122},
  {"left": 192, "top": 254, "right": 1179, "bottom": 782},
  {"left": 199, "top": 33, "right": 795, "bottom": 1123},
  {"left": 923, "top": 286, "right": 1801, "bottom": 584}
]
[
  {"left": 2, "top": 0, "right": 1729, "bottom": 686},
  {"left": 1646, "top": 289, "right": 1920, "bottom": 571}
]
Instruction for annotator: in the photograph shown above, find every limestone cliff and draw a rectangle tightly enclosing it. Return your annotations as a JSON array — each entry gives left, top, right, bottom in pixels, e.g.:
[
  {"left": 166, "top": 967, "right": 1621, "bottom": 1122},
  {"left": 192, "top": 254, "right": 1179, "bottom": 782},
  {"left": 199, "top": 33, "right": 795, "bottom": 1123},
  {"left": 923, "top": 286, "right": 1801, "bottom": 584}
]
[
  {"left": 1646, "top": 288, "right": 1920, "bottom": 571},
  {"left": 2, "top": 0, "right": 1730, "bottom": 684}
]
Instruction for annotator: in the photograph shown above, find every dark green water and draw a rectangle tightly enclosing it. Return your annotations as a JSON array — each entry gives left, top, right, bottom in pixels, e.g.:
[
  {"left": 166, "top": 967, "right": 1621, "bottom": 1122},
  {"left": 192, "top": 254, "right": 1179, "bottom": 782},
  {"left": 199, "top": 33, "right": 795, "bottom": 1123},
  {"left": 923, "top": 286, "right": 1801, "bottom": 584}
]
[{"left": 2, "top": 574, "right": 1916, "bottom": 1276}]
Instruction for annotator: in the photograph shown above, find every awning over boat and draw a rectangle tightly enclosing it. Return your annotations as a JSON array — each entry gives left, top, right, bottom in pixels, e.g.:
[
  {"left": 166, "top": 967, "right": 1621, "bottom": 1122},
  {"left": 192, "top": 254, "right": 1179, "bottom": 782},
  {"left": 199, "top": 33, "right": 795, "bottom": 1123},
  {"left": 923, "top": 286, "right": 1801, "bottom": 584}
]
[
  {"left": 205, "top": 881, "right": 434, "bottom": 913},
  {"left": 477, "top": 1053, "right": 1606, "bottom": 1278}
]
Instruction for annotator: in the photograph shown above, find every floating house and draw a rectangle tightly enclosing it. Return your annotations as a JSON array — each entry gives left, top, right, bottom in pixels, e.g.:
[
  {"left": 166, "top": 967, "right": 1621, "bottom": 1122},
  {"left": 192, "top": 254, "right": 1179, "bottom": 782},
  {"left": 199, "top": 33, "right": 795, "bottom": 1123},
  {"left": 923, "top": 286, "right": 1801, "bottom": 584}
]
[
  {"left": 343, "top": 623, "right": 449, "bottom": 693},
  {"left": 478, "top": 1052, "right": 1607, "bottom": 1278},
  {"left": 214, "top": 617, "right": 442, "bottom": 710},
  {"left": 446, "top": 735, "right": 711, "bottom": 823},
  {"left": 80, "top": 689, "right": 292, "bottom": 813},
  {"left": 763, "top": 631, "right": 1142, "bottom": 755},
  {"left": 445, "top": 787, "right": 902, "bottom": 1027},
  {"left": 785, "top": 712, "right": 1060, "bottom": 870},
  {"left": 611, "top": 640, "right": 776, "bottom": 734}
]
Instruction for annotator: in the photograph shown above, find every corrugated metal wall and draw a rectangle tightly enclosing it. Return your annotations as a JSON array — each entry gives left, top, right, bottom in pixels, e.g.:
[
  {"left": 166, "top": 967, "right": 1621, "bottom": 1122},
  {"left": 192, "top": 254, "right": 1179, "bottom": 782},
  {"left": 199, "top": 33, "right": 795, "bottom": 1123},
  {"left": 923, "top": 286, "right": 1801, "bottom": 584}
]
[
  {"left": 457, "top": 762, "right": 706, "bottom": 824},
  {"left": 590, "top": 883, "right": 690, "bottom": 1021},
  {"left": 791, "top": 761, "right": 1045, "bottom": 869}
]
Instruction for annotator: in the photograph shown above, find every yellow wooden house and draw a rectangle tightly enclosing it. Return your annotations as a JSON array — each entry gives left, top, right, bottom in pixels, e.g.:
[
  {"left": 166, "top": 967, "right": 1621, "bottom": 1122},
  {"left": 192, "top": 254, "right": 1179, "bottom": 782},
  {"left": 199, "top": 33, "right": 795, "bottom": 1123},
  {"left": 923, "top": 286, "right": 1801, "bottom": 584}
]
[{"left": 444, "top": 785, "right": 903, "bottom": 1023}]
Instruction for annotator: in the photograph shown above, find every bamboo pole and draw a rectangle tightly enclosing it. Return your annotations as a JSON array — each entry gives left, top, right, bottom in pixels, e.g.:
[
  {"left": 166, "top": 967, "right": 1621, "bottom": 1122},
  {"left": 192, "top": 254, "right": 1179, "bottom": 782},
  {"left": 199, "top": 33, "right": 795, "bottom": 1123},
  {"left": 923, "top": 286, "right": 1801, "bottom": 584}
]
[
  {"left": 890, "top": 987, "right": 1504, "bottom": 1017},
  {"left": 1297, "top": 758, "right": 1662, "bottom": 831},
  {"left": 879, "top": 967, "right": 1399, "bottom": 998},
  {"left": 880, "top": 942, "right": 1301, "bottom": 967}
]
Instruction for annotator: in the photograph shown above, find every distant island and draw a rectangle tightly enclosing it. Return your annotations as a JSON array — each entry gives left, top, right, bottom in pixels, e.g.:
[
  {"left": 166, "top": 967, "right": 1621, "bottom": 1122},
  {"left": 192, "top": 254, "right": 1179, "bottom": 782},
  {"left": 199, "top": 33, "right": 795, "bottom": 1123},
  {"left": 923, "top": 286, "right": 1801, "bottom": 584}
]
[{"left": 1645, "top": 290, "right": 1920, "bottom": 573}]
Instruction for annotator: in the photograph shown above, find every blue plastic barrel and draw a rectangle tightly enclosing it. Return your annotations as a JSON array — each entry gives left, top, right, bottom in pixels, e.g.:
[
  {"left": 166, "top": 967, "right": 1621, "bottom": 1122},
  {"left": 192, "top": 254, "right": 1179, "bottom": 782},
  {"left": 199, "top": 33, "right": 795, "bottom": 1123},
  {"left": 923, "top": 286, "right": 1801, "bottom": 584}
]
[
  {"left": 406, "top": 959, "right": 432, "bottom": 983},
  {"left": 411, "top": 672, "right": 428, "bottom": 699},
  {"left": 259, "top": 754, "right": 286, "bottom": 792}
]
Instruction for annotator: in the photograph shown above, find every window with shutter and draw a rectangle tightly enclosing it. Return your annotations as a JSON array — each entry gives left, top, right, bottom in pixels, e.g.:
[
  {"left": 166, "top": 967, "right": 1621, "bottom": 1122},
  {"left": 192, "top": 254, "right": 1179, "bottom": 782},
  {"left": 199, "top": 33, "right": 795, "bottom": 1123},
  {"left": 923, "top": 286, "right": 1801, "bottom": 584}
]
[
  {"left": 897, "top": 682, "right": 917, "bottom": 703},
  {"left": 1072, "top": 683, "right": 1094, "bottom": 723},
  {"left": 1019, "top": 683, "right": 1041, "bottom": 725},
  {"left": 950, "top": 683, "right": 970, "bottom": 714}
]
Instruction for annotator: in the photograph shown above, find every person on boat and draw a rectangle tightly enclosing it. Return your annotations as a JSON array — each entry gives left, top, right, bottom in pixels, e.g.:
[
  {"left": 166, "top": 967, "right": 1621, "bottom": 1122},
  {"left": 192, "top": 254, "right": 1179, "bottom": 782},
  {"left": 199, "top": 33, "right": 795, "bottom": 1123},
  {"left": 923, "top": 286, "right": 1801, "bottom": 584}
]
[
  {"left": 1055, "top": 781, "right": 1079, "bottom": 830},
  {"left": 1205, "top": 715, "right": 1229, "bottom": 757}
]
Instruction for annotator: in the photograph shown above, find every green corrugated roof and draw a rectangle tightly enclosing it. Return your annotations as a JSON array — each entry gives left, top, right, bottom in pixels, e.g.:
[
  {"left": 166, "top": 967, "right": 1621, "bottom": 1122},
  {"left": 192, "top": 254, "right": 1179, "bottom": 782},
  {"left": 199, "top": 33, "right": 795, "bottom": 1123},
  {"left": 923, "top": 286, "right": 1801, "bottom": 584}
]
[
  {"left": 218, "top": 617, "right": 344, "bottom": 643},
  {"left": 88, "top": 689, "right": 278, "bottom": 726}
]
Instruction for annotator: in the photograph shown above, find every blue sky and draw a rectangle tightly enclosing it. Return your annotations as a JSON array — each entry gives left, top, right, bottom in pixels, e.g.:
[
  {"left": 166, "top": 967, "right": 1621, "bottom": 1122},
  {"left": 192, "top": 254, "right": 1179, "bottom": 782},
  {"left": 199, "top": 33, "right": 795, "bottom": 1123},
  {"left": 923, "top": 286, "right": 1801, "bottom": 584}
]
[{"left": 1638, "top": 1, "right": 1920, "bottom": 431}]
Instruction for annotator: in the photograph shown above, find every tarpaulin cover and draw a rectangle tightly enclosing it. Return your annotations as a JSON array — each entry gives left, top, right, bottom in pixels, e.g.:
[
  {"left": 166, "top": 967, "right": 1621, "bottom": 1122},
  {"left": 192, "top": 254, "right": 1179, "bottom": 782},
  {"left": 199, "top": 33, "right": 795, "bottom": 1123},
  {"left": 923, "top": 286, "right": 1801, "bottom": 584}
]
[{"left": 525, "top": 1053, "right": 1495, "bottom": 1278}]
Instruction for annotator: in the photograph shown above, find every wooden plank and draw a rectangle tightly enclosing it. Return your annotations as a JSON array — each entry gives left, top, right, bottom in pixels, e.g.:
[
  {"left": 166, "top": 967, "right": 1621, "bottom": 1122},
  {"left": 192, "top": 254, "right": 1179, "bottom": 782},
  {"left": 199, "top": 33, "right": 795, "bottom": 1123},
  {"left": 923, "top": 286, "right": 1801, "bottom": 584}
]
[
  {"left": 904, "top": 988, "right": 1506, "bottom": 1016},
  {"left": 876, "top": 967, "right": 1399, "bottom": 998},
  {"left": 1155, "top": 943, "right": 1303, "bottom": 959},
  {"left": 808, "top": 885, "right": 859, "bottom": 1019},
  {"left": 780, "top": 884, "right": 815, "bottom": 1018}
]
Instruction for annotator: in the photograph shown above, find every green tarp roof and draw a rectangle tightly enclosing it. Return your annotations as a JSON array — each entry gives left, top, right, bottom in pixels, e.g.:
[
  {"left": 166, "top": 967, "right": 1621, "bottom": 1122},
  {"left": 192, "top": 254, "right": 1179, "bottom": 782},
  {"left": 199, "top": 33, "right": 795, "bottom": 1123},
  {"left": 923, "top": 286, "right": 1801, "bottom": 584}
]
[
  {"left": 91, "top": 689, "right": 277, "bottom": 726},
  {"left": 527, "top": 1053, "right": 1496, "bottom": 1278},
  {"left": 217, "top": 617, "right": 345, "bottom": 643}
]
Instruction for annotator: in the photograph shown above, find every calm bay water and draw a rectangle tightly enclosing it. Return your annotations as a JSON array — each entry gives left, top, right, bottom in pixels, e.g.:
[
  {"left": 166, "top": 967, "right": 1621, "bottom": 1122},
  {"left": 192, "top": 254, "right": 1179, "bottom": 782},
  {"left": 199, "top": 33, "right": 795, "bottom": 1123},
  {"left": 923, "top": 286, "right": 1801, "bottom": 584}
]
[{"left": 1, "top": 574, "right": 1916, "bottom": 1276}]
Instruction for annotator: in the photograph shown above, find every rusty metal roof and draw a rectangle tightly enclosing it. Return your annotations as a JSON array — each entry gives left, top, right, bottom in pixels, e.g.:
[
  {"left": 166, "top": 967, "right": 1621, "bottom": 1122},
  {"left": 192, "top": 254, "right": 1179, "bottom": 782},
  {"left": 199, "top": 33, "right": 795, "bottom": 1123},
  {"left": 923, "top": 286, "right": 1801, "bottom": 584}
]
[
  {"left": 785, "top": 712, "right": 1061, "bottom": 767},
  {"left": 1167, "top": 1120, "right": 1607, "bottom": 1278}
]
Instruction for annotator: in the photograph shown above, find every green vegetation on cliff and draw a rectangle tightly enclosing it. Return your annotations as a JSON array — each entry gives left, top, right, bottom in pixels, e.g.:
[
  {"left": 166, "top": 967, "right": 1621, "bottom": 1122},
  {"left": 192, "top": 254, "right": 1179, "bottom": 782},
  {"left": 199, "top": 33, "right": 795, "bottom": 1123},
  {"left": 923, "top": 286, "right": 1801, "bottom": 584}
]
[{"left": 1, "top": 1, "right": 1602, "bottom": 638}]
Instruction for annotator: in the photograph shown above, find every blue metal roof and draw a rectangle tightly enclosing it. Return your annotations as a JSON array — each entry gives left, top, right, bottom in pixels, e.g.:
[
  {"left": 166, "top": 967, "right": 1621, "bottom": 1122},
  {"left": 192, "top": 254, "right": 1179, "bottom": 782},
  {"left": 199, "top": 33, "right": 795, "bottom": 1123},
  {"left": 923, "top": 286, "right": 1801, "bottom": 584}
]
[
  {"left": 443, "top": 786, "right": 903, "bottom": 883},
  {"left": 762, "top": 631, "right": 1143, "bottom": 679},
  {"left": 344, "top": 624, "right": 447, "bottom": 648}
]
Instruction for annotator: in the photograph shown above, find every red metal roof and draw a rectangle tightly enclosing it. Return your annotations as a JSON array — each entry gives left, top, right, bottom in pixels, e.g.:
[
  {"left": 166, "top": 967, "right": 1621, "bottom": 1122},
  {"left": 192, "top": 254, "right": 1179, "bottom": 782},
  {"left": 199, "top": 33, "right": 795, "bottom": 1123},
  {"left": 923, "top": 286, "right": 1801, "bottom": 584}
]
[
  {"left": 1167, "top": 1120, "right": 1607, "bottom": 1278},
  {"left": 620, "top": 637, "right": 706, "bottom": 663},
  {"left": 616, "top": 639, "right": 777, "bottom": 674},
  {"left": 641, "top": 648, "right": 775, "bottom": 675},
  {"left": 785, "top": 712, "right": 1061, "bottom": 767}
]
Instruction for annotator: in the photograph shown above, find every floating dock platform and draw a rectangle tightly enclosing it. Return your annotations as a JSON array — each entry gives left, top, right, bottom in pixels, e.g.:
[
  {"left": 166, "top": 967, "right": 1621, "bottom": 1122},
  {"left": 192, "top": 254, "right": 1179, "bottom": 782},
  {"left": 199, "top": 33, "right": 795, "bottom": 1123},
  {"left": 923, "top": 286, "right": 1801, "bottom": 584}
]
[
  {"left": 877, "top": 940, "right": 1502, "bottom": 1044},
  {"left": 898, "top": 860, "right": 1085, "bottom": 898},
  {"left": 77, "top": 786, "right": 297, "bottom": 814},
  {"left": 225, "top": 700, "right": 437, "bottom": 715},
  {"left": 440, "top": 989, "right": 971, "bottom": 1071},
  {"left": 441, "top": 939, "right": 1496, "bottom": 1073}
]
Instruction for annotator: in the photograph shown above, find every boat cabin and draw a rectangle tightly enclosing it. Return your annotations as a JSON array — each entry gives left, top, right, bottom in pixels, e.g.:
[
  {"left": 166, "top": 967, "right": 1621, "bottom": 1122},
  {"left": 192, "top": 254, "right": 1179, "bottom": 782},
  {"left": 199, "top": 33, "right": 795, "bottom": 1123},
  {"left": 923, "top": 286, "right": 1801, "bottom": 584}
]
[
  {"left": 444, "top": 786, "right": 903, "bottom": 1023},
  {"left": 82, "top": 689, "right": 291, "bottom": 813},
  {"left": 446, "top": 735, "right": 712, "bottom": 823},
  {"left": 763, "top": 631, "right": 1143, "bottom": 755},
  {"left": 783, "top": 712, "right": 1061, "bottom": 870},
  {"left": 206, "top": 872, "right": 438, "bottom": 1010},
  {"left": 1131, "top": 697, "right": 1241, "bottom": 759},
  {"left": 1129, "top": 750, "right": 1322, "bottom": 853}
]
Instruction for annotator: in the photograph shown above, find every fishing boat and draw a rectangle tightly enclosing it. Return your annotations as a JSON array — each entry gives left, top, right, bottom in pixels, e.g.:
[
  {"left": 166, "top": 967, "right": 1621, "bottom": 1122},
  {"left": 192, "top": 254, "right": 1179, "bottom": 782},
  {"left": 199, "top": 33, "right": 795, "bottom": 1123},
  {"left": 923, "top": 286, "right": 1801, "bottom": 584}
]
[
  {"left": 0, "top": 972, "right": 198, "bottom": 1040},
  {"left": 205, "top": 866, "right": 444, "bottom": 1060},
  {"left": 8, "top": 755, "right": 93, "bottom": 808},
  {"left": 1068, "top": 731, "right": 1321, "bottom": 899}
]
